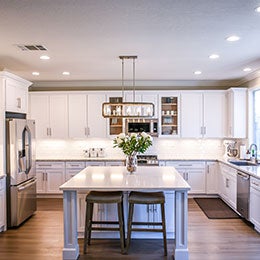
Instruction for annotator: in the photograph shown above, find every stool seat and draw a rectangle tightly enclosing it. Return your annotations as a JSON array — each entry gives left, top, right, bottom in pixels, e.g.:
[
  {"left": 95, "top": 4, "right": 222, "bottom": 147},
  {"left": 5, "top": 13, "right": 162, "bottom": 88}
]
[
  {"left": 128, "top": 191, "right": 165, "bottom": 204},
  {"left": 86, "top": 191, "right": 123, "bottom": 203}
]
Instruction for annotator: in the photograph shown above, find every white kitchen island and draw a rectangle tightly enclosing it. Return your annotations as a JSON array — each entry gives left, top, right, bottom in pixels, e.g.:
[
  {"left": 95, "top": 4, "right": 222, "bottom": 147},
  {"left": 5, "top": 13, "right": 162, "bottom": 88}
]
[{"left": 60, "top": 166, "right": 190, "bottom": 260}]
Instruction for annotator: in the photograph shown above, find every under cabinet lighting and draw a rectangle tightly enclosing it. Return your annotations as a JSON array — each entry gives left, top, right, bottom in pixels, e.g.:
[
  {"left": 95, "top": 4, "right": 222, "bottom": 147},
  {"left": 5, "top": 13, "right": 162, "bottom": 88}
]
[
  {"left": 32, "top": 72, "right": 39, "bottom": 76},
  {"left": 255, "top": 6, "right": 260, "bottom": 13},
  {"left": 209, "top": 54, "right": 219, "bottom": 59},
  {"left": 62, "top": 71, "right": 70, "bottom": 75},
  {"left": 194, "top": 71, "right": 202, "bottom": 75},
  {"left": 243, "top": 67, "right": 252, "bottom": 72}
]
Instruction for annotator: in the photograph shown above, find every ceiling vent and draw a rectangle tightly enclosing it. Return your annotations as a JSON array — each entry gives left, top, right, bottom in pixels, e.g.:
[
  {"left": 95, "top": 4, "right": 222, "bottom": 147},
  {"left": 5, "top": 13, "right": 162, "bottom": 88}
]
[{"left": 16, "top": 44, "right": 48, "bottom": 51}]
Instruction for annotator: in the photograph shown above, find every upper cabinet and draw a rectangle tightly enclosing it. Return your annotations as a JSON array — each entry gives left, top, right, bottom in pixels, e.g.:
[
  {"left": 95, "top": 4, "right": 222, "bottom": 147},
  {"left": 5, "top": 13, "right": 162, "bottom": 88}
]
[
  {"left": 226, "top": 88, "right": 247, "bottom": 139},
  {"left": 181, "top": 91, "right": 227, "bottom": 138},
  {"left": 68, "top": 92, "right": 107, "bottom": 138},
  {"left": 29, "top": 93, "right": 68, "bottom": 139},
  {"left": 159, "top": 93, "right": 180, "bottom": 137},
  {"left": 0, "top": 71, "right": 31, "bottom": 114}
]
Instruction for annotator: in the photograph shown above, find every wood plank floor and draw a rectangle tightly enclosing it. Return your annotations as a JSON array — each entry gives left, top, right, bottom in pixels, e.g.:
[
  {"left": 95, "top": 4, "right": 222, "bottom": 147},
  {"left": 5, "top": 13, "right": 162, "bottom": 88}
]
[{"left": 0, "top": 198, "right": 259, "bottom": 260}]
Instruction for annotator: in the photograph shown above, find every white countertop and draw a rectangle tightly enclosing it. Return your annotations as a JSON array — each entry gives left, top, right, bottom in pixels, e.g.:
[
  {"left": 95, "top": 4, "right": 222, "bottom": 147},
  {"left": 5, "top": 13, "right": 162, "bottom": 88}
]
[{"left": 60, "top": 166, "right": 191, "bottom": 191}]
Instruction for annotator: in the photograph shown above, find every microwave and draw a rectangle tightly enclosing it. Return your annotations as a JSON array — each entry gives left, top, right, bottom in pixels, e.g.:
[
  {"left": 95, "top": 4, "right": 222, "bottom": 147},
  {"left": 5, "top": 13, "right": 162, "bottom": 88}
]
[{"left": 126, "top": 119, "right": 158, "bottom": 136}]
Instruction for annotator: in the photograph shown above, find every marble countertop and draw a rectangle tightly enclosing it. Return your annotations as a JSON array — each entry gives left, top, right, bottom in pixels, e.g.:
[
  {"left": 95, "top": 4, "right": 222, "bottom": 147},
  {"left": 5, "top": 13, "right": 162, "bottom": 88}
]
[{"left": 60, "top": 166, "right": 191, "bottom": 191}]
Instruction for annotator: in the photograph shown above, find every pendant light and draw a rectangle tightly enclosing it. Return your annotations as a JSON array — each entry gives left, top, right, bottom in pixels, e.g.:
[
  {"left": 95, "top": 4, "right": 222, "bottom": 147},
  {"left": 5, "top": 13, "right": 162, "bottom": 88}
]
[{"left": 102, "top": 56, "right": 154, "bottom": 118}]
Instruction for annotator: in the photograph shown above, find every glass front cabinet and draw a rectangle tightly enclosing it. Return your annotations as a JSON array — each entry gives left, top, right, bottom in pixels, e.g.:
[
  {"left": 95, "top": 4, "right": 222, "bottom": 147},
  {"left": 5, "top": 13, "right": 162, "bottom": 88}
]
[
  {"left": 160, "top": 95, "right": 179, "bottom": 136},
  {"left": 107, "top": 96, "right": 123, "bottom": 135}
]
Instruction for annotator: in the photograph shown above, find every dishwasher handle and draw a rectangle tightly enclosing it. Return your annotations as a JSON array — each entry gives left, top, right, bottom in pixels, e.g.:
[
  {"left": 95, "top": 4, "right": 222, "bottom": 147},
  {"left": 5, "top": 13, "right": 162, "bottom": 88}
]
[{"left": 237, "top": 171, "right": 249, "bottom": 180}]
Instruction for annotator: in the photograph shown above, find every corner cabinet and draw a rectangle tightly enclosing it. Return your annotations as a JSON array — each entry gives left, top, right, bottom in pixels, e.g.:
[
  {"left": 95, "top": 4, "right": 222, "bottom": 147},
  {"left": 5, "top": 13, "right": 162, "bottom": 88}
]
[
  {"left": 0, "top": 71, "right": 31, "bottom": 114},
  {"left": 226, "top": 88, "right": 247, "bottom": 138},
  {"left": 29, "top": 93, "right": 68, "bottom": 139},
  {"left": 159, "top": 94, "right": 180, "bottom": 136}
]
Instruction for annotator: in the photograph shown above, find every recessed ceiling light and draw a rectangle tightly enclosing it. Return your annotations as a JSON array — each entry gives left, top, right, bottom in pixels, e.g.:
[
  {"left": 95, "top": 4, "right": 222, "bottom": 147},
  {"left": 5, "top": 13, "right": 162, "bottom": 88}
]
[
  {"left": 209, "top": 54, "right": 219, "bottom": 59},
  {"left": 194, "top": 71, "right": 202, "bottom": 75},
  {"left": 40, "top": 55, "right": 50, "bottom": 60},
  {"left": 226, "top": 35, "right": 240, "bottom": 42},
  {"left": 32, "top": 72, "right": 39, "bottom": 76},
  {"left": 62, "top": 71, "right": 70, "bottom": 75},
  {"left": 243, "top": 67, "right": 252, "bottom": 72},
  {"left": 255, "top": 6, "right": 260, "bottom": 13}
]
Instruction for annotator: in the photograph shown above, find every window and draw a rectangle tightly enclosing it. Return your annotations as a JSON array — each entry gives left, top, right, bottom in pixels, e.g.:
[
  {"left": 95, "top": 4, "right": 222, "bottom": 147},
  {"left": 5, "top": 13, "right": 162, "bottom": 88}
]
[{"left": 253, "top": 89, "right": 260, "bottom": 149}]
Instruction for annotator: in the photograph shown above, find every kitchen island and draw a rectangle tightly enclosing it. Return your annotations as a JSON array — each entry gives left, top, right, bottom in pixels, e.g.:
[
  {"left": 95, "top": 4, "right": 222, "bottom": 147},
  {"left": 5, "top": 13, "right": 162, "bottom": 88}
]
[{"left": 60, "top": 166, "right": 190, "bottom": 260}]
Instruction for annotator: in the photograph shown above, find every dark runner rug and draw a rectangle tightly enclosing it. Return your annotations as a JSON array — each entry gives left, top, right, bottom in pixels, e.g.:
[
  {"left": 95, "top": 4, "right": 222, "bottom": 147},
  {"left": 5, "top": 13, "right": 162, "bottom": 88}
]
[{"left": 194, "top": 198, "right": 240, "bottom": 219}]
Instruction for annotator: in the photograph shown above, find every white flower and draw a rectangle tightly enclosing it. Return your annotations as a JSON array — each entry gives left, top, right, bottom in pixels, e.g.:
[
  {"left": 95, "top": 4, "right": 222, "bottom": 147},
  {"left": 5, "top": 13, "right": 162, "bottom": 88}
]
[
  {"left": 148, "top": 135, "right": 153, "bottom": 141},
  {"left": 141, "top": 132, "right": 148, "bottom": 138},
  {"left": 116, "top": 137, "right": 123, "bottom": 144},
  {"left": 118, "top": 133, "right": 126, "bottom": 139},
  {"left": 130, "top": 133, "right": 138, "bottom": 138}
]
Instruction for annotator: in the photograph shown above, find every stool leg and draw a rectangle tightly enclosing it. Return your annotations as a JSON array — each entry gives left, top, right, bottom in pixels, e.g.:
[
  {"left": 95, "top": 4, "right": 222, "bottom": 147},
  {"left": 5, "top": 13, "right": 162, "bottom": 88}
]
[
  {"left": 126, "top": 202, "right": 134, "bottom": 254},
  {"left": 83, "top": 201, "right": 91, "bottom": 254},
  {"left": 121, "top": 200, "right": 126, "bottom": 247},
  {"left": 87, "top": 202, "right": 94, "bottom": 245},
  {"left": 117, "top": 201, "right": 125, "bottom": 254},
  {"left": 161, "top": 203, "right": 167, "bottom": 256}
]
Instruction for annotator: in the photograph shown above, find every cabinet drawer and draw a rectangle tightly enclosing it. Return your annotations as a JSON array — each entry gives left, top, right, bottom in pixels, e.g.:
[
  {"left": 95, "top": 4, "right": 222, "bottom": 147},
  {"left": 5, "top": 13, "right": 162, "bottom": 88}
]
[
  {"left": 166, "top": 161, "right": 205, "bottom": 169},
  {"left": 65, "top": 161, "right": 86, "bottom": 169},
  {"left": 85, "top": 161, "right": 105, "bottom": 167},
  {"left": 105, "top": 161, "right": 125, "bottom": 166},
  {"left": 251, "top": 177, "right": 260, "bottom": 190},
  {"left": 36, "top": 161, "right": 65, "bottom": 169}
]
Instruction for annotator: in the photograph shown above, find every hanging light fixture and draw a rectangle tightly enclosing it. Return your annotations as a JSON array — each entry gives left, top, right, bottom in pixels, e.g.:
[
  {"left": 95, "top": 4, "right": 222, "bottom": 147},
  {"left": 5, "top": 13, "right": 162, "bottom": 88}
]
[{"left": 102, "top": 56, "right": 154, "bottom": 118}]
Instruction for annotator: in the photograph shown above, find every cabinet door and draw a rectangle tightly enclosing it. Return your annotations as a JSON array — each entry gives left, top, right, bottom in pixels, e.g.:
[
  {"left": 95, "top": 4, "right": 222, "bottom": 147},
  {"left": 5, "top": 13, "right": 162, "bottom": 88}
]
[
  {"left": 36, "top": 171, "right": 46, "bottom": 193},
  {"left": 181, "top": 92, "right": 203, "bottom": 138},
  {"left": 186, "top": 169, "right": 206, "bottom": 193},
  {"left": 165, "top": 192, "right": 175, "bottom": 235},
  {"left": 46, "top": 170, "right": 65, "bottom": 194},
  {"left": 29, "top": 94, "right": 50, "bottom": 139},
  {"left": 87, "top": 94, "right": 107, "bottom": 138},
  {"left": 250, "top": 182, "right": 260, "bottom": 231},
  {"left": 5, "top": 78, "right": 28, "bottom": 113},
  {"left": 68, "top": 94, "right": 87, "bottom": 138},
  {"left": 0, "top": 179, "right": 5, "bottom": 230},
  {"left": 204, "top": 92, "right": 227, "bottom": 138},
  {"left": 206, "top": 162, "right": 218, "bottom": 194},
  {"left": 49, "top": 95, "right": 68, "bottom": 138}
]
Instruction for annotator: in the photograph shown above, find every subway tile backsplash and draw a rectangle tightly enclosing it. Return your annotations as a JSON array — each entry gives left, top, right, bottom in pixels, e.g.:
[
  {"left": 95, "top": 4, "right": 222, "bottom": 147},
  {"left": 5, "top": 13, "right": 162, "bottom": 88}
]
[{"left": 35, "top": 138, "right": 225, "bottom": 160}]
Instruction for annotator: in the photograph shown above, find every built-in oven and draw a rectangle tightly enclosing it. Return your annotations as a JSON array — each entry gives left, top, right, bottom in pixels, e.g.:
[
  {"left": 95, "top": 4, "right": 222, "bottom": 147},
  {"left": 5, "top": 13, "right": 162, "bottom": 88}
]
[{"left": 126, "top": 119, "right": 158, "bottom": 136}]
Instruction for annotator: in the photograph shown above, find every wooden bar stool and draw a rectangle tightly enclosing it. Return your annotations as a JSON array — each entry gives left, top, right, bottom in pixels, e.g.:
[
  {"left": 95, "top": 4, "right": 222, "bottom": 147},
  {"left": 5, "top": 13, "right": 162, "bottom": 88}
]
[
  {"left": 83, "top": 191, "right": 125, "bottom": 254},
  {"left": 126, "top": 191, "right": 167, "bottom": 256}
]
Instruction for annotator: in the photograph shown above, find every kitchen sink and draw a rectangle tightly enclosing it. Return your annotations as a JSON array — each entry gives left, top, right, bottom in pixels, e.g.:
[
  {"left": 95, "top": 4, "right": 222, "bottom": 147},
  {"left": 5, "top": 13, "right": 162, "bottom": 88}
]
[{"left": 228, "top": 160, "right": 258, "bottom": 166}]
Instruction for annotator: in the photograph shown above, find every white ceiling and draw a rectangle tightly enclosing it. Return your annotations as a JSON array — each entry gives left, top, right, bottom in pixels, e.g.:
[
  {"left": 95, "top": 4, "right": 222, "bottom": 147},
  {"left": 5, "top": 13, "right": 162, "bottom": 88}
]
[{"left": 1, "top": 0, "right": 260, "bottom": 88}]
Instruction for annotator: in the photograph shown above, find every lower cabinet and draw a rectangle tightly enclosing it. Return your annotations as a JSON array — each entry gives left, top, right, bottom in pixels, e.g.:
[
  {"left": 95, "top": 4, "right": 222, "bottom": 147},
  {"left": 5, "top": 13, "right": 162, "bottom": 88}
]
[
  {"left": 65, "top": 161, "right": 86, "bottom": 181},
  {"left": 165, "top": 161, "right": 206, "bottom": 193},
  {"left": 0, "top": 177, "right": 6, "bottom": 232},
  {"left": 206, "top": 161, "right": 218, "bottom": 194},
  {"left": 250, "top": 177, "right": 260, "bottom": 233},
  {"left": 77, "top": 192, "right": 175, "bottom": 239},
  {"left": 36, "top": 161, "right": 65, "bottom": 194},
  {"left": 218, "top": 163, "right": 237, "bottom": 210}
]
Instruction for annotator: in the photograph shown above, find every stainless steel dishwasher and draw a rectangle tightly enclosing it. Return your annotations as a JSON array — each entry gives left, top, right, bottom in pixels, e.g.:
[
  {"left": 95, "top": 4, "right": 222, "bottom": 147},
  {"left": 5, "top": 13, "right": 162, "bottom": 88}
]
[{"left": 237, "top": 171, "right": 250, "bottom": 219}]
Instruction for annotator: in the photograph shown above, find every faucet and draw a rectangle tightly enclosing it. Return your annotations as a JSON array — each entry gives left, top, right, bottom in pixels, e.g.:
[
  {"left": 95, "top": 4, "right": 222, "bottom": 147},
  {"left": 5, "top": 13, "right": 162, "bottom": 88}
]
[{"left": 249, "top": 143, "right": 258, "bottom": 163}]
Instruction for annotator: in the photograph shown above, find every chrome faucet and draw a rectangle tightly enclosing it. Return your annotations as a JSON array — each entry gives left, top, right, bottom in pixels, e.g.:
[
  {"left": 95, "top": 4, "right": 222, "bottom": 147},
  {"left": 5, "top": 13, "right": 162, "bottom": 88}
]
[{"left": 249, "top": 143, "right": 258, "bottom": 163}]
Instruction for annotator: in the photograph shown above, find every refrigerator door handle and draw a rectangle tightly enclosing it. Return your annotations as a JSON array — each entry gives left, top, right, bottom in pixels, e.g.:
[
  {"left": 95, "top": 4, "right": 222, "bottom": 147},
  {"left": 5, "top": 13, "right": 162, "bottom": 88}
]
[{"left": 23, "top": 125, "right": 32, "bottom": 174}]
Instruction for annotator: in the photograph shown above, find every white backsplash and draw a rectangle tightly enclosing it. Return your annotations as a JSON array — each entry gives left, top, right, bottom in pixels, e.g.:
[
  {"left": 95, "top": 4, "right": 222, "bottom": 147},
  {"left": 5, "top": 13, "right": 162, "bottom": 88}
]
[{"left": 36, "top": 138, "right": 225, "bottom": 160}]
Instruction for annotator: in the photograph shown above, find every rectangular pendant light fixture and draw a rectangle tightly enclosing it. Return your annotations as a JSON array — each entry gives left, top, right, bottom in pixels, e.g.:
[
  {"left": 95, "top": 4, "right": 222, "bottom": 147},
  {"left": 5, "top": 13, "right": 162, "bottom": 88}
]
[{"left": 102, "top": 56, "right": 154, "bottom": 118}]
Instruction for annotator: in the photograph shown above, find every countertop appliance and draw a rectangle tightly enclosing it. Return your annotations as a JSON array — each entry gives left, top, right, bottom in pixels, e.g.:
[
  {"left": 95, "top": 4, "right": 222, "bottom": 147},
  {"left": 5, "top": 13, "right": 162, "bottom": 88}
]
[
  {"left": 137, "top": 155, "right": 159, "bottom": 166},
  {"left": 237, "top": 171, "right": 250, "bottom": 220},
  {"left": 6, "top": 118, "right": 37, "bottom": 227}
]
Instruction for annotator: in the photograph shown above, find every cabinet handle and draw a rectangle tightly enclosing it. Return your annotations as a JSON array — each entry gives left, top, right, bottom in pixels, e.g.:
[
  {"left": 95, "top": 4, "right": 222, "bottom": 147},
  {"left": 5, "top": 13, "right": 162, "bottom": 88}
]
[
  {"left": 47, "top": 128, "right": 49, "bottom": 136},
  {"left": 226, "top": 178, "right": 229, "bottom": 188},
  {"left": 252, "top": 182, "right": 259, "bottom": 187},
  {"left": 186, "top": 172, "right": 189, "bottom": 181},
  {"left": 38, "top": 164, "right": 52, "bottom": 167},
  {"left": 17, "top": 98, "right": 21, "bottom": 108},
  {"left": 85, "top": 127, "right": 87, "bottom": 136},
  {"left": 200, "top": 126, "right": 203, "bottom": 135},
  {"left": 204, "top": 126, "right": 206, "bottom": 135},
  {"left": 49, "top": 128, "right": 52, "bottom": 136},
  {"left": 88, "top": 127, "right": 90, "bottom": 136},
  {"left": 42, "top": 173, "right": 45, "bottom": 182},
  {"left": 179, "top": 164, "right": 192, "bottom": 167}
]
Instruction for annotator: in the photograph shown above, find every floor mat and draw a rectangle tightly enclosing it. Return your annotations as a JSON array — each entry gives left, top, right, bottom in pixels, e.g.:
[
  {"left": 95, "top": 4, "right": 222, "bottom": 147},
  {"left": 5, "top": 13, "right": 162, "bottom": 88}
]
[{"left": 194, "top": 198, "right": 240, "bottom": 219}]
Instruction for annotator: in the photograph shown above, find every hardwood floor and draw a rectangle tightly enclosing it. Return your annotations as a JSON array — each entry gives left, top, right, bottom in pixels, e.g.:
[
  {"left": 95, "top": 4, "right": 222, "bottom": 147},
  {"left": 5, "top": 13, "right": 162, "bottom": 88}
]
[{"left": 0, "top": 198, "right": 259, "bottom": 260}]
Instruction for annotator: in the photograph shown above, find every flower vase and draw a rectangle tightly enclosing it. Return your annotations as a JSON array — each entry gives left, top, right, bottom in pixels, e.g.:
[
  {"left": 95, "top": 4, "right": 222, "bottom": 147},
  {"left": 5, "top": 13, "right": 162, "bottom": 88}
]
[{"left": 126, "top": 154, "right": 137, "bottom": 173}]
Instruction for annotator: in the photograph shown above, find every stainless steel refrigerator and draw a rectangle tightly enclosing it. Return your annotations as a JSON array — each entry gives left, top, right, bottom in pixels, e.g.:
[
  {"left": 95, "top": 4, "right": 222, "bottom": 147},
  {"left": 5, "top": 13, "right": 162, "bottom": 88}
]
[{"left": 6, "top": 118, "right": 37, "bottom": 227}]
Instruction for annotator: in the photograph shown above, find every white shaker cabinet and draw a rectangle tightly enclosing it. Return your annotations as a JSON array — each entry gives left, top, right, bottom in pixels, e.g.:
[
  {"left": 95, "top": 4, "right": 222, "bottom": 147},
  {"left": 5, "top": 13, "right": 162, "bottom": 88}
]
[
  {"left": 250, "top": 177, "right": 260, "bottom": 233},
  {"left": 36, "top": 161, "right": 65, "bottom": 194},
  {"left": 29, "top": 93, "right": 68, "bottom": 139},
  {"left": 181, "top": 91, "right": 226, "bottom": 138},
  {"left": 218, "top": 163, "right": 237, "bottom": 210},
  {"left": 68, "top": 93, "right": 107, "bottom": 138},
  {"left": 206, "top": 161, "right": 218, "bottom": 194},
  {"left": 0, "top": 177, "right": 6, "bottom": 232},
  {"left": 65, "top": 161, "right": 86, "bottom": 181},
  {"left": 165, "top": 161, "right": 206, "bottom": 193},
  {"left": 1, "top": 71, "right": 31, "bottom": 114},
  {"left": 226, "top": 88, "right": 247, "bottom": 138}
]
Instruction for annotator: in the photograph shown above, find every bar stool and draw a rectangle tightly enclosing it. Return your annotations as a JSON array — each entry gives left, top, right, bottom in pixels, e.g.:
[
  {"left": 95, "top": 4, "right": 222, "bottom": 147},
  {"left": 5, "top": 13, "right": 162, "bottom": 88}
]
[
  {"left": 83, "top": 191, "right": 125, "bottom": 254},
  {"left": 126, "top": 191, "right": 167, "bottom": 256}
]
